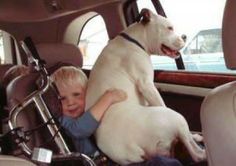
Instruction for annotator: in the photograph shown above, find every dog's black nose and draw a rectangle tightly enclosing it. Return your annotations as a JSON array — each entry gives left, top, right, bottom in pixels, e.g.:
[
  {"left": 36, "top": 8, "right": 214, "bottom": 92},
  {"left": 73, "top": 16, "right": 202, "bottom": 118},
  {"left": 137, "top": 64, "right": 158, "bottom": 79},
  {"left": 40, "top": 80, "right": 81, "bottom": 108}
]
[{"left": 181, "top": 34, "right": 187, "bottom": 42}]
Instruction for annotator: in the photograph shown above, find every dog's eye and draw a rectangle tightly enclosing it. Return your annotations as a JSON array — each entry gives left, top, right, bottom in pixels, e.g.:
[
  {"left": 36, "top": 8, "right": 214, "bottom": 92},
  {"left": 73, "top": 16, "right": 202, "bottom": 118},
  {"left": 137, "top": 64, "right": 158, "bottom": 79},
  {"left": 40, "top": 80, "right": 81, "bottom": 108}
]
[{"left": 168, "top": 26, "right": 173, "bottom": 31}]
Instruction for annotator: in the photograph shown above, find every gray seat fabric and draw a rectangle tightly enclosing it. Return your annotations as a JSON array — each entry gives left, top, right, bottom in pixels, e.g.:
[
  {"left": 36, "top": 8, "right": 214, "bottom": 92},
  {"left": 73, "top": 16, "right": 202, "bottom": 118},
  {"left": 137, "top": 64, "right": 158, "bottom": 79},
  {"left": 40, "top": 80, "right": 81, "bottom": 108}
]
[
  {"left": 6, "top": 73, "right": 45, "bottom": 155},
  {"left": 0, "top": 64, "right": 15, "bottom": 109},
  {"left": 0, "top": 64, "right": 14, "bottom": 133},
  {"left": 200, "top": 0, "right": 236, "bottom": 165},
  {"left": 0, "top": 64, "right": 14, "bottom": 83}
]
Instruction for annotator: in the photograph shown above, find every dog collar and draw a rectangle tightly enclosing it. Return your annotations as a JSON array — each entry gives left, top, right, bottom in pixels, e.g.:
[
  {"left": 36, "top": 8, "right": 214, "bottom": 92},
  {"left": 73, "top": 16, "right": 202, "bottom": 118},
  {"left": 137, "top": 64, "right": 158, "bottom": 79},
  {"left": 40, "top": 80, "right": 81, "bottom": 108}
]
[{"left": 119, "top": 32, "right": 145, "bottom": 51}]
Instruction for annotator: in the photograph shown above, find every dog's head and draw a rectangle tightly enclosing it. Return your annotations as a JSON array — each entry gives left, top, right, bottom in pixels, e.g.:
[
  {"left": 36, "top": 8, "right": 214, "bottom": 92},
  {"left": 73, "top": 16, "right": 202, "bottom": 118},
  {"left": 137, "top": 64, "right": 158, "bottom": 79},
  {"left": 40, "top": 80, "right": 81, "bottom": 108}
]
[{"left": 138, "top": 9, "right": 186, "bottom": 58}]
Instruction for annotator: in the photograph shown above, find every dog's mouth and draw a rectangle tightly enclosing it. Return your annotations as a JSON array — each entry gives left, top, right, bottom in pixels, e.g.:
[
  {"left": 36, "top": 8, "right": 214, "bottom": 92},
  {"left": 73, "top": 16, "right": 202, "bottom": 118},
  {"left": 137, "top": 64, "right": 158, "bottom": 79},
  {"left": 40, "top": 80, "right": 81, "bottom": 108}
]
[{"left": 161, "top": 44, "right": 180, "bottom": 58}]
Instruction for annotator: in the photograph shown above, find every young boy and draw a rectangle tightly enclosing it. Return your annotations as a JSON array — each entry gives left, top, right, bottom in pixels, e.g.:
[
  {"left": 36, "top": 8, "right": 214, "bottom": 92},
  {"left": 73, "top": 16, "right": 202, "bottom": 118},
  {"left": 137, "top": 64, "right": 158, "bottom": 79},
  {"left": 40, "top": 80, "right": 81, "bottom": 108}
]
[
  {"left": 50, "top": 66, "right": 127, "bottom": 156},
  {"left": 51, "top": 66, "right": 182, "bottom": 166}
]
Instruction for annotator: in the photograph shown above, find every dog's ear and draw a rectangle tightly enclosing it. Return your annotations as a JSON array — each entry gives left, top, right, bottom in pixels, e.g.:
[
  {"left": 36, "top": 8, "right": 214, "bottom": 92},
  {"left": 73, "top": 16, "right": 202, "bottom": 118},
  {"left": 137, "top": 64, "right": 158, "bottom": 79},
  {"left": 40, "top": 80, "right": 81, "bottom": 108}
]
[{"left": 137, "top": 8, "right": 151, "bottom": 24}]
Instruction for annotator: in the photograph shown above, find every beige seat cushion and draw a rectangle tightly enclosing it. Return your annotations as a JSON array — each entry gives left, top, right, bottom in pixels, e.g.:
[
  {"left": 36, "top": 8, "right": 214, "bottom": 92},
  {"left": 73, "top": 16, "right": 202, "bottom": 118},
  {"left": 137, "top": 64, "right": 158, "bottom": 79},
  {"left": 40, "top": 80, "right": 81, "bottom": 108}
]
[
  {"left": 0, "top": 155, "right": 36, "bottom": 166},
  {"left": 201, "top": 81, "right": 236, "bottom": 166}
]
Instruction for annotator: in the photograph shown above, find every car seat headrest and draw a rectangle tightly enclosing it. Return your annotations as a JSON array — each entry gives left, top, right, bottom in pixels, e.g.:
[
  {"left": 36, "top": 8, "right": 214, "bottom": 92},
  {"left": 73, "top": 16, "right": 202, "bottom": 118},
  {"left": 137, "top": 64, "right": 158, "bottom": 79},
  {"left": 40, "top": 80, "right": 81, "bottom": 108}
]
[
  {"left": 36, "top": 43, "right": 83, "bottom": 70},
  {"left": 222, "top": 0, "right": 236, "bottom": 69}
]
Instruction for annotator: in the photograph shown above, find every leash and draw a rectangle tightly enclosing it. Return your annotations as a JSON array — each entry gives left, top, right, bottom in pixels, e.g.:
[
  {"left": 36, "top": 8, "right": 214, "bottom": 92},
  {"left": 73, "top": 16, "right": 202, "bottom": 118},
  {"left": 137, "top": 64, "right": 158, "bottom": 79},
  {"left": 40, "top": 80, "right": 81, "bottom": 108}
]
[{"left": 119, "top": 32, "right": 145, "bottom": 51}]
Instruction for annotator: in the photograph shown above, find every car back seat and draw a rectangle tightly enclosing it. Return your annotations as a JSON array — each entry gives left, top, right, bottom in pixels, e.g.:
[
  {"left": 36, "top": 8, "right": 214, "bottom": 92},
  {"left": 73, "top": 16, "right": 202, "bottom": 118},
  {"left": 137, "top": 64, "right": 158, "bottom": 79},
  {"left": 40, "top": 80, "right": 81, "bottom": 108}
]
[{"left": 6, "top": 43, "right": 83, "bottom": 158}]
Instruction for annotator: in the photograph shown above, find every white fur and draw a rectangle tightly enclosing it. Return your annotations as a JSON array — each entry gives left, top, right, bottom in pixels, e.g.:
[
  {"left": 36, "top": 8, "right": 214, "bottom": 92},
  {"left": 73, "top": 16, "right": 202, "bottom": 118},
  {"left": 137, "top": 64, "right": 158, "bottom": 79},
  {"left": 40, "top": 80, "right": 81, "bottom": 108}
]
[{"left": 85, "top": 10, "right": 206, "bottom": 165}]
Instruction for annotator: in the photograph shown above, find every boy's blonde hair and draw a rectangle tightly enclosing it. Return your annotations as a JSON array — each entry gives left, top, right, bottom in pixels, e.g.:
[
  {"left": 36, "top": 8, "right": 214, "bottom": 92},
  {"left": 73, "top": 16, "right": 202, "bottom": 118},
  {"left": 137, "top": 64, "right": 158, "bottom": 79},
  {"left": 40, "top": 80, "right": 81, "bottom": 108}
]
[{"left": 50, "top": 66, "right": 88, "bottom": 89}]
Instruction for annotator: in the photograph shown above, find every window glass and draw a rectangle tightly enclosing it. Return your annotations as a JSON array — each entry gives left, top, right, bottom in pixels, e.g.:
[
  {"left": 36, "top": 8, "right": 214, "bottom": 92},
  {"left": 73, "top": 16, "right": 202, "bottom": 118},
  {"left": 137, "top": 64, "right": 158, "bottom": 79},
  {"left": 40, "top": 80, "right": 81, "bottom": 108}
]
[
  {"left": 181, "top": 28, "right": 226, "bottom": 72},
  {"left": 138, "top": 0, "right": 234, "bottom": 73},
  {"left": 78, "top": 15, "right": 109, "bottom": 69},
  {"left": 137, "top": 0, "right": 177, "bottom": 70},
  {"left": 0, "top": 30, "right": 5, "bottom": 64}
]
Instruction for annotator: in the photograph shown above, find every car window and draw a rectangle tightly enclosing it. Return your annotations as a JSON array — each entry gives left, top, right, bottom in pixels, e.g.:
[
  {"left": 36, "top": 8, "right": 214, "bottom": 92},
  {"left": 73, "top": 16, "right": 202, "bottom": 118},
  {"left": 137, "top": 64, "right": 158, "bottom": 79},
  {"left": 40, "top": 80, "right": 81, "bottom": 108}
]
[
  {"left": 182, "top": 29, "right": 225, "bottom": 71},
  {"left": 0, "top": 30, "right": 5, "bottom": 64},
  {"left": 138, "top": 0, "right": 235, "bottom": 74},
  {"left": 78, "top": 15, "right": 109, "bottom": 69},
  {"left": 183, "top": 29, "right": 222, "bottom": 55}
]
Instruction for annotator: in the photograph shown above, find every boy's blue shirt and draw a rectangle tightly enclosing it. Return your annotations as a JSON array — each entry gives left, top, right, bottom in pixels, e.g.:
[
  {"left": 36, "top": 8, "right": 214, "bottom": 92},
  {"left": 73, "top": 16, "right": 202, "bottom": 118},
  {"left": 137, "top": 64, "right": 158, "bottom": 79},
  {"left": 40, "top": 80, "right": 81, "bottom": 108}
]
[
  {"left": 59, "top": 111, "right": 99, "bottom": 156},
  {"left": 59, "top": 111, "right": 183, "bottom": 166}
]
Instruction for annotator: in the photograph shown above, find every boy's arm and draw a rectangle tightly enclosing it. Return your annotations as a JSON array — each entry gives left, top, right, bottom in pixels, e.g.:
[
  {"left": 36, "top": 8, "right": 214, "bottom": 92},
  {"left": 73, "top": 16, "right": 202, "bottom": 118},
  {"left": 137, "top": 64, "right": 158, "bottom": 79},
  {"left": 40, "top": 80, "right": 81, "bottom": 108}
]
[
  {"left": 60, "top": 111, "right": 99, "bottom": 139},
  {"left": 89, "top": 89, "right": 127, "bottom": 122},
  {"left": 60, "top": 89, "right": 126, "bottom": 139}
]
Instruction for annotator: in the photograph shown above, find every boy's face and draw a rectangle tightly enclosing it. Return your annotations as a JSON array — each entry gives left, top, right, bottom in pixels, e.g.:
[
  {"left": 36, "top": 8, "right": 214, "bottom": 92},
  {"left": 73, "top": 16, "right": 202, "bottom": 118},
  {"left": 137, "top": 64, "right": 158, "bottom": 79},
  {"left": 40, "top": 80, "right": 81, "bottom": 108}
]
[{"left": 57, "top": 82, "right": 86, "bottom": 118}]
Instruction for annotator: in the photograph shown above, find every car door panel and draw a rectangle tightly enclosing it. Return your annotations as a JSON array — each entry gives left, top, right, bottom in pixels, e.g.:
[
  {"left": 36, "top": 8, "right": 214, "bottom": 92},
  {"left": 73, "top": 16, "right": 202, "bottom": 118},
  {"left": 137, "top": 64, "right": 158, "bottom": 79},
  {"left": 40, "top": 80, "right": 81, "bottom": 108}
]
[{"left": 155, "top": 70, "right": 236, "bottom": 131}]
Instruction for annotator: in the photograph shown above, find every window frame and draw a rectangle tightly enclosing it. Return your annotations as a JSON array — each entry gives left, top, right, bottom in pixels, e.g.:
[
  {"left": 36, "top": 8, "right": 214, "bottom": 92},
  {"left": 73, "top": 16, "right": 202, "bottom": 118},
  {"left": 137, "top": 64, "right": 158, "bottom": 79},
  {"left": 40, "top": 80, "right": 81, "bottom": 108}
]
[{"left": 77, "top": 13, "right": 109, "bottom": 69}]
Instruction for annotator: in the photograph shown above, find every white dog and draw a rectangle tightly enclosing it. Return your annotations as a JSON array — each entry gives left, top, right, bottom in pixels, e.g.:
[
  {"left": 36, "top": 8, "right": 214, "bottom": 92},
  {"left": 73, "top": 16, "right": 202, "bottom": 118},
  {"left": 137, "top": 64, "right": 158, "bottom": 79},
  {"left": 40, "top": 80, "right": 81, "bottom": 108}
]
[{"left": 85, "top": 9, "right": 206, "bottom": 165}]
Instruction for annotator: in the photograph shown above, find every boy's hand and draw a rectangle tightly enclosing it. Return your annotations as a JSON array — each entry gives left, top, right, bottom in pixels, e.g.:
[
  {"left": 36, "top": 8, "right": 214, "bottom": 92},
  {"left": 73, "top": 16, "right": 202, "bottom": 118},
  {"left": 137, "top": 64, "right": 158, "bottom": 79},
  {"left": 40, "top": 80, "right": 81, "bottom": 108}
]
[
  {"left": 90, "top": 88, "right": 127, "bottom": 121},
  {"left": 105, "top": 88, "right": 127, "bottom": 104}
]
